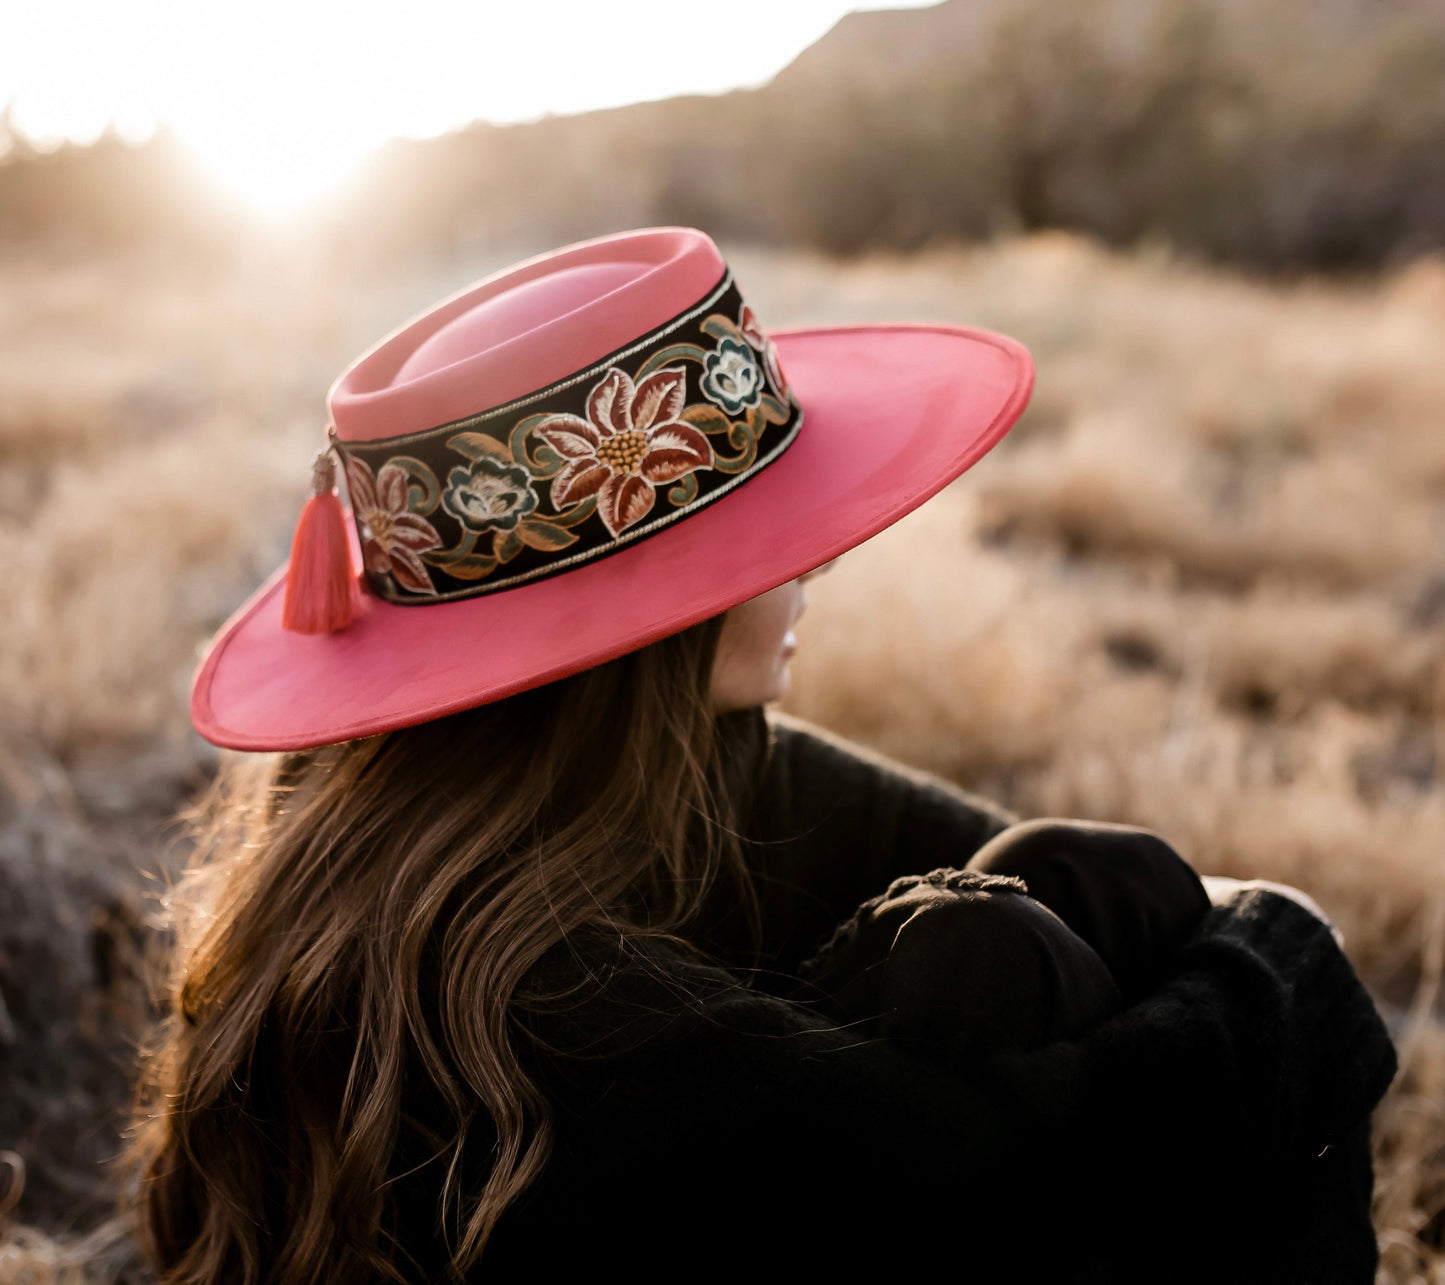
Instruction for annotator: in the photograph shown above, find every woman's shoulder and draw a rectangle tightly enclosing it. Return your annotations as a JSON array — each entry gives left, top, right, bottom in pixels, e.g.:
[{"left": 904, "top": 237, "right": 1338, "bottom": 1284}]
[
  {"left": 710, "top": 709, "right": 1018, "bottom": 970},
  {"left": 718, "top": 704, "right": 1014, "bottom": 825},
  {"left": 759, "top": 709, "right": 1016, "bottom": 826},
  {"left": 518, "top": 928, "right": 851, "bottom": 1060},
  {"left": 516, "top": 927, "right": 1013, "bottom": 1142},
  {"left": 500, "top": 927, "right": 1045, "bottom": 1270}
]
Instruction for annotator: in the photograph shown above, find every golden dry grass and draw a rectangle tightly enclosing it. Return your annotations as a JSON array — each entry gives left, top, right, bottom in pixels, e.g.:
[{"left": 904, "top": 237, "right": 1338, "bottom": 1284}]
[
  {"left": 0, "top": 233, "right": 1441, "bottom": 1278},
  {"left": 758, "top": 237, "right": 1445, "bottom": 1279}
]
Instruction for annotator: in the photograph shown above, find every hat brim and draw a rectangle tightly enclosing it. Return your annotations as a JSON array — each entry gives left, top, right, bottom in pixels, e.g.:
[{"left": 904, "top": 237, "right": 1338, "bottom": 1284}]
[{"left": 192, "top": 324, "right": 1033, "bottom": 750}]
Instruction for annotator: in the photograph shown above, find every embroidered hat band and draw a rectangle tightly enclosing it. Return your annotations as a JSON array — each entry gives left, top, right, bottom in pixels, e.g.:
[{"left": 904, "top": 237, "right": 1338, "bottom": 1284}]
[{"left": 334, "top": 272, "right": 801, "bottom": 604}]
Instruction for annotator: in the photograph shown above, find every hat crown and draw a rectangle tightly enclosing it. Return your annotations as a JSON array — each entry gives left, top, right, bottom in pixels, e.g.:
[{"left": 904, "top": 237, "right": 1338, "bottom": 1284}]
[
  {"left": 330, "top": 228, "right": 727, "bottom": 443},
  {"left": 396, "top": 261, "right": 647, "bottom": 384}
]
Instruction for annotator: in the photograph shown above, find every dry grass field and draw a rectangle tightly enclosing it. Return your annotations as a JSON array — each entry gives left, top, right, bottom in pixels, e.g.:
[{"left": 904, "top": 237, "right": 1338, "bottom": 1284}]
[{"left": 0, "top": 233, "right": 1442, "bottom": 1279}]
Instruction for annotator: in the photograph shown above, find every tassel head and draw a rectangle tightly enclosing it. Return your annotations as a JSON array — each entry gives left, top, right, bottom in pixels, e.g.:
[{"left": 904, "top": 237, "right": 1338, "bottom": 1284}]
[{"left": 281, "top": 445, "right": 360, "bottom": 634}]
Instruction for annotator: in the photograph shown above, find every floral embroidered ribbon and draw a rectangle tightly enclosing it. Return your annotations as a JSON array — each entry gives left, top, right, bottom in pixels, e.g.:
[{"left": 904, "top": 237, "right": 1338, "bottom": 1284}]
[{"left": 336, "top": 273, "right": 802, "bottom": 603}]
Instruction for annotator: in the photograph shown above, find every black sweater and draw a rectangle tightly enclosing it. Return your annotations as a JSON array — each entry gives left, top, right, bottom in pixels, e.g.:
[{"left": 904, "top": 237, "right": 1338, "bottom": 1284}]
[{"left": 414, "top": 711, "right": 1395, "bottom": 1282}]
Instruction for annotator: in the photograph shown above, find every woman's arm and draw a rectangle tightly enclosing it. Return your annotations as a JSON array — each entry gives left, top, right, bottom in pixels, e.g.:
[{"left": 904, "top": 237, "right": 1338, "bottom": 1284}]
[
  {"left": 712, "top": 709, "right": 1017, "bottom": 972},
  {"left": 732, "top": 714, "right": 1215, "bottom": 1004},
  {"left": 501, "top": 886, "right": 1395, "bottom": 1283}
]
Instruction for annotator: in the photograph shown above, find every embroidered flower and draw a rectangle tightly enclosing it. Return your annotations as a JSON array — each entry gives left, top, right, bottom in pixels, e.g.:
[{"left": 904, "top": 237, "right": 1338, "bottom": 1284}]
[
  {"left": 531, "top": 366, "right": 713, "bottom": 538},
  {"left": 442, "top": 456, "right": 538, "bottom": 533},
  {"left": 344, "top": 456, "right": 442, "bottom": 596},
  {"left": 739, "top": 305, "right": 791, "bottom": 401},
  {"left": 701, "top": 337, "right": 763, "bottom": 415}
]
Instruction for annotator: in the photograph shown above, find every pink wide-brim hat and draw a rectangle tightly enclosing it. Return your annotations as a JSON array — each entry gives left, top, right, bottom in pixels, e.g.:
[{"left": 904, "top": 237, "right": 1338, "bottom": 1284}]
[{"left": 192, "top": 228, "right": 1033, "bottom": 750}]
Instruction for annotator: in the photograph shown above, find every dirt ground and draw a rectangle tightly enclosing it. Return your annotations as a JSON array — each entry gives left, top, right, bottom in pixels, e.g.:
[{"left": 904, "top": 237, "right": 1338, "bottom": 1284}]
[{"left": 1, "top": 233, "right": 1442, "bottom": 1280}]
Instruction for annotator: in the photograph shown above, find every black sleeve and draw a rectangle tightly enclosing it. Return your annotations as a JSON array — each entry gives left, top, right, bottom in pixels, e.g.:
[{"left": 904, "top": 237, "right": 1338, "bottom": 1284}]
[
  {"left": 798, "top": 866, "right": 1125, "bottom": 1055},
  {"left": 979, "top": 886, "right": 1396, "bottom": 1281},
  {"left": 723, "top": 710, "right": 1017, "bottom": 973},
  {"left": 964, "top": 817, "right": 1212, "bottom": 1002},
  {"left": 496, "top": 888, "right": 1396, "bottom": 1284}
]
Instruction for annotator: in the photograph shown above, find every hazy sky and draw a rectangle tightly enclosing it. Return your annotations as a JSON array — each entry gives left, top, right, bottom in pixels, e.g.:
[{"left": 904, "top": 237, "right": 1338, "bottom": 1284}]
[{"left": 2, "top": 0, "right": 936, "bottom": 214}]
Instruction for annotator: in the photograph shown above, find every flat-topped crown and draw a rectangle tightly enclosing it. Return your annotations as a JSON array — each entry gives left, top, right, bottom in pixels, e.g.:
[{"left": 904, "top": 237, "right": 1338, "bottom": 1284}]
[{"left": 329, "top": 228, "right": 727, "bottom": 442}]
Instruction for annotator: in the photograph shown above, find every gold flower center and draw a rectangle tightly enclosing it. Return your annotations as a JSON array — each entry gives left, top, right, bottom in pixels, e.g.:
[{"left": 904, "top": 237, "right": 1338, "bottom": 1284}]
[
  {"left": 365, "top": 509, "right": 394, "bottom": 545},
  {"left": 595, "top": 429, "right": 648, "bottom": 475}
]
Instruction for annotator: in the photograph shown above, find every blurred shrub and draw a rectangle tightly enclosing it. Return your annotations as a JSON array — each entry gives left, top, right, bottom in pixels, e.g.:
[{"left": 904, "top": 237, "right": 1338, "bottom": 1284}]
[
  {"left": 334, "top": 0, "right": 1445, "bottom": 270},
  {"left": 0, "top": 127, "right": 237, "bottom": 259}
]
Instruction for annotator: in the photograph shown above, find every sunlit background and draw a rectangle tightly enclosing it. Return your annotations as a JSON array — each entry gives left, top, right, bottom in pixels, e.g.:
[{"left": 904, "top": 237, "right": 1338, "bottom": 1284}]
[
  {"left": 3, "top": 0, "right": 1445, "bottom": 1279},
  {"left": 2, "top": 0, "right": 935, "bottom": 215}
]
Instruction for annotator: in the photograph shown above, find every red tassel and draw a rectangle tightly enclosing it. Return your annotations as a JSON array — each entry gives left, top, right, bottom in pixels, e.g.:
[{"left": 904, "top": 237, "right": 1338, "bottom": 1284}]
[{"left": 282, "top": 449, "right": 359, "bottom": 634}]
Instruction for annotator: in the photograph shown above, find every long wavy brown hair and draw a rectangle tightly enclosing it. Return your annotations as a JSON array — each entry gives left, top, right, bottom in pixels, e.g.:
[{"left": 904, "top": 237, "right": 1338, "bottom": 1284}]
[{"left": 128, "top": 617, "right": 743, "bottom": 1283}]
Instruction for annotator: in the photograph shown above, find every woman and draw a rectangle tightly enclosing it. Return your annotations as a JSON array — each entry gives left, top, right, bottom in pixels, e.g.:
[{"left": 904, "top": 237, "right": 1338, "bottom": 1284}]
[{"left": 131, "top": 229, "right": 1394, "bottom": 1283}]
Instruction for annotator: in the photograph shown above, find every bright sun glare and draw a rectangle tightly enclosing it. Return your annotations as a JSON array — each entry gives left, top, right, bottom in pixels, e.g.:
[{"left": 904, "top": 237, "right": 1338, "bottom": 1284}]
[
  {"left": 182, "top": 134, "right": 378, "bottom": 221},
  {"left": 2, "top": 0, "right": 939, "bottom": 220}
]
